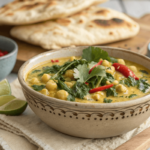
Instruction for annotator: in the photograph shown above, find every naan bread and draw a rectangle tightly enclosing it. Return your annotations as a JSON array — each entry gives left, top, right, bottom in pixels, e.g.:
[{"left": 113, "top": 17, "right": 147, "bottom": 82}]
[
  {"left": 0, "top": 0, "right": 106, "bottom": 25},
  {"left": 10, "top": 7, "right": 140, "bottom": 50}
]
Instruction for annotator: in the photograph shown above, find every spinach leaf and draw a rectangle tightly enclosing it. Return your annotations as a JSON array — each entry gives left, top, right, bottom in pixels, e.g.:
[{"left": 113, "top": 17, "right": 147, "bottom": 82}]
[
  {"left": 87, "top": 76, "right": 100, "bottom": 89},
  {"left": 67, "top": 95, "right": 75, "bottom": 102},
  {"left": 32, "top": 70, "right": 41, "bottom": 74},
  {"left": 103, "top": 98, "right": 112, "bottom": 103},
  {"left": 120, "top": 76, "right": 137, "bottom": 87},
  {"left": 57, "top": 80, "right": 89, "bottom": 100},
  {"left": 32, "top": 85, "right": 45, "bottom": 91},
  {"left": 106, "top": 86, "right": 118, "bottom": 97},
  {"left": 128, "top": 94, "right": 137, "bottom": 98},
  {"left": 110, "top": 57, "right": 118, "bottom": 63},
  {"left": 38, "top": 65, "right": 61, "bottom": 76},
  {"left": 52, "top": 59, "right": 87, "bottom": 79},
  {"left": 120, "top": 76, "right": 150, "bottom": 93},
  {"left": 57, "top": 79, "right": 72, "bottom": 94},
  {"left": 137, "top": 79, "right": 150, "bottom": 93},
  {"left": 101, "top": 73, "right": 115, "bottom": 85},
  {"left": 72, "top": 82, "right": 90, "bottom": 99},
  {"left": 139, "top": 70, "right": 149, "bottom": 74}
]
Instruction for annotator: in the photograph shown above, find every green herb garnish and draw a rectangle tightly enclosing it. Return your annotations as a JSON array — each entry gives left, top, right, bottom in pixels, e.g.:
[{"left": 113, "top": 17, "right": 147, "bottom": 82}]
[
  {"left": 120, "top": 76, "right": 150, "bottom": 93},
  {"left": 32, "top": 85, "right": 45, "bottom": 91},
  {"left": 52, "top": 59, "right": 87, "bottom": 79},
  {"left": 38, "top": 65, "right": 61, "bottom": 76},
  {"left": 67, "top": 95, "right": 75, "bottom": 102},
  {"left": 137, "top": 79, "right": 150, "bottom": 93},
  {"left": 57, "top": 80, "right": 90, "bottom": 101},
  {"left": 32, "top": 70, "right": 41, "bottom": 74},
  {"left": 128, "top": 94, "right": 137, "bottom": 98},
  {"left": 82, "top": 46, "right": 118, "bottom": 63},
  {"left": 139, "top": 70, "right": 149, "bottom": 74},
  {"left": 106, "top": 86, "right": 118, "bottom": 97},
  {"left": 103, "top": 98, "right": 112, "bottom": 103},
  {"left": 74, "top": 64, "right": 106, "bottom": 83}
]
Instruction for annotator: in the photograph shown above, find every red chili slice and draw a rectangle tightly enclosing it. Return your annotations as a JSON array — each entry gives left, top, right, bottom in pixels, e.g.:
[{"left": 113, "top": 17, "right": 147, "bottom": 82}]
[
  {"left": 112, "top": 63, "right": 139, "bottom": 80},
  {"left": 89, "top": 84, "right": 114, "bottom": 93},
  {"left": 51, "top": 59, "right": 59, "bottom": 63},
  {"left": 89, "top": 60, "right": 103, "bottom": 74}
]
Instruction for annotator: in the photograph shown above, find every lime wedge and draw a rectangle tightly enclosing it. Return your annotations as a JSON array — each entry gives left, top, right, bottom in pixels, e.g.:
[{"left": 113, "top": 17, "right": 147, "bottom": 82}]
[
  {"left": 0, "top": 95, "right": 16, "bottom": 106},
  {"left": 0, "top": 99, "right": 28, "bottom": 116},
  {"left": 0, "top": 79, "right": 11, "bottom": 96}
]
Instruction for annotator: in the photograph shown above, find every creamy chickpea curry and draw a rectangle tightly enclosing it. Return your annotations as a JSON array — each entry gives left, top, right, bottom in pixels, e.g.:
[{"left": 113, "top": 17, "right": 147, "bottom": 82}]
[{"left": 26, "top": 47, "right": 150, "bottom": 103}]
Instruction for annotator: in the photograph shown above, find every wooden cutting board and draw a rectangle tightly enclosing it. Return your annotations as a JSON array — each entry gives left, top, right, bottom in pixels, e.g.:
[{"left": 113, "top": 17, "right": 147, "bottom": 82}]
[{"left": 0, "top": 15, "right": 150, "bottom": 72}]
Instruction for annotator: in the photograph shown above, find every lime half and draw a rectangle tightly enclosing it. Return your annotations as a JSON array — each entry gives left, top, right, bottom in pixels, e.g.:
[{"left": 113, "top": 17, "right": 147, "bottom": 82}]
[
  {"left": 0, "top": 99, "right": 28, "bottom": 116},
  {"left": 0, "top": 79, "right": 11, "bottom": 96},
  {"left": 0, "top": 95, "right": 16, "bottom": 106}
]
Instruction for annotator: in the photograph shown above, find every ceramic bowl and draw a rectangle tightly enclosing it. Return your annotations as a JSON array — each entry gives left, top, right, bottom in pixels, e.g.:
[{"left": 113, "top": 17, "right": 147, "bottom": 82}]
[
  {"left": 0, "top": 36, "right": 18, "bottom": 81},
  {"left": 18, "top": 46, "right": 150, "bottom": 138}
]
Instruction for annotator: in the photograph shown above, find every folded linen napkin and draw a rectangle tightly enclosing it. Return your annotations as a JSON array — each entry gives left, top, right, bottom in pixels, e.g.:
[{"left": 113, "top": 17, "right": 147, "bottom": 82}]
[{"left": 0, "top": 79, "right": 150, "bottom": 150}]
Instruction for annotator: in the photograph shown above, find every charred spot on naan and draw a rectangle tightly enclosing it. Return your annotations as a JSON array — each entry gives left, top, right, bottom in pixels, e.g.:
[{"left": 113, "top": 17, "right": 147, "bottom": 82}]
[
  {"left": 91, "top": 18, "right": 133, "bottom": 28},
  {"left": 72, "top": 11, "right": 87, "bottom": 17},
  {"left": 95, "top": 9, "right": 110, "bottom": 16},
  {"left": 56, "top": 19, "right": 71, "bottom": 26},
  {"left": 16, "top": 2, "right": 46, "bottom": 11}
]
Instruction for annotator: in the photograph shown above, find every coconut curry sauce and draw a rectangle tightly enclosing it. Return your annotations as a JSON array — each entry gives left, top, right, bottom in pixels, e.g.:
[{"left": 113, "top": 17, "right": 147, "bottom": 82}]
[{"left": 26, "top": 47, "right": 150, "bottom": 103}]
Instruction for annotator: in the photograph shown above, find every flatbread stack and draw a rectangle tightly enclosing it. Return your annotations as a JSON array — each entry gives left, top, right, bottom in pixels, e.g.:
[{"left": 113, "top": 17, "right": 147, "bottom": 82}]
[
  {"left": 0, "top": 0, "right": 107, "bottom": 25},
  {"left": 0, "top": 0, "right": 140, "bottom": 50}
]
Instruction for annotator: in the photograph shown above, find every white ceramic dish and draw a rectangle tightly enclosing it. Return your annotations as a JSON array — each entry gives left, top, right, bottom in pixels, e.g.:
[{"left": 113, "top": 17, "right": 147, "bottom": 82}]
[{"left": 18, "top": 46, "right": 150, "bottom": 138}]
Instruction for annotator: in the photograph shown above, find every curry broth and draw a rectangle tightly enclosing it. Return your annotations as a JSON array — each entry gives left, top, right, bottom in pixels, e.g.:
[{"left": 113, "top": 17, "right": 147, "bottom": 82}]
[{"left": 26, "top": 57, "right": 150, "bottom": 103}]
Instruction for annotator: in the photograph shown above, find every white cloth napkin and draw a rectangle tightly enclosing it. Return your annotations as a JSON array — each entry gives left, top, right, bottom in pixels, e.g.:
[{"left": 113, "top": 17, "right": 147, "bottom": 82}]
[{"left": 0, "top": 79, "right": 150, "bottom": 150}]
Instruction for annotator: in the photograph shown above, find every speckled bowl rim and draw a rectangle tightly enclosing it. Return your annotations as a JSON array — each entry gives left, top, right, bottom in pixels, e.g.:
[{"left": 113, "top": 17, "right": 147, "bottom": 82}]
[
  {"left": 0, "top": 36, "right": 18, "bottom": 60},
  {"left": 18, "top": 46, "right": 150, "bottom": 109}
]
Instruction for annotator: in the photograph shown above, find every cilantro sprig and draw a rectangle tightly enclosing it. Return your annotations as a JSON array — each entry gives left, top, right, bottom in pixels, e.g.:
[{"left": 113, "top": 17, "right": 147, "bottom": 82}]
[
  {"left": 82, "top": 46, "right": 118, "bottom": 63},
  {"left": 74, "top": 64, "right": 106, "bottom": 83}
]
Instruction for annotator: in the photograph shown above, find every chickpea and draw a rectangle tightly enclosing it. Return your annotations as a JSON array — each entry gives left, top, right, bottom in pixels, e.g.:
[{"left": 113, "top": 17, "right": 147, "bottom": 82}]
[
  {"left": 31, "top": 78, "right": 39, "bottom": 84},
  {"left": 106, "top": 66, "right": 115, "bottom": 75},
  {"left": 102, "top": 60, "right": 111, "bottom": 67},
  {"left": 70, "top": 56, "right": 76, "bottom": 61},
  {"left": 99, "top": 58, "right": 103, "bottom": 62},
  {"left": 41, "top": 89, "right": 49, "bottom": 96},
  {"left": 118, "top": 59, "right": 125, "bottom": 65},
  {"left": 65, "top": 70, "right": 74, "bottom": 79},
  {"left": 96, "top": 91, "right": 104, "bottom": 96},
  {"left": 129, "top": 66, "right": 137, "bottom": 72},
  {"left": 92, "top": 94, "right": 101, "bottom": 101},
  {"left": 65, "top": 82, "right": 73, "bottom": 88},
  {"left": 46, "top": 80, "right": 57, "bottom": 91},
  {"left": 41, "top": 74, "right": 51, "bottom": 83},
  {"left": 112, "top": 80, "right": 119, "bottom": 85},
  {"left": 56, "top": 90, "right": 69, "bottom": 100},
  {"left": 106, "top": 81, "right": 111, "bottom": 85},
  {"left": 116, "top": 84, "right": 127, "bottom": 93},
  {"left": 49, "top": 91, "right": 56, "bottom": 97}
]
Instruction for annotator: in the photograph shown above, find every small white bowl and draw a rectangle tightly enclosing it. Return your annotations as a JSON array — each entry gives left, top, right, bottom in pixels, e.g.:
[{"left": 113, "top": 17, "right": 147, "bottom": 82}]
[{"left": 18, "top": 46, "right": 150, "bottom": 138}]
